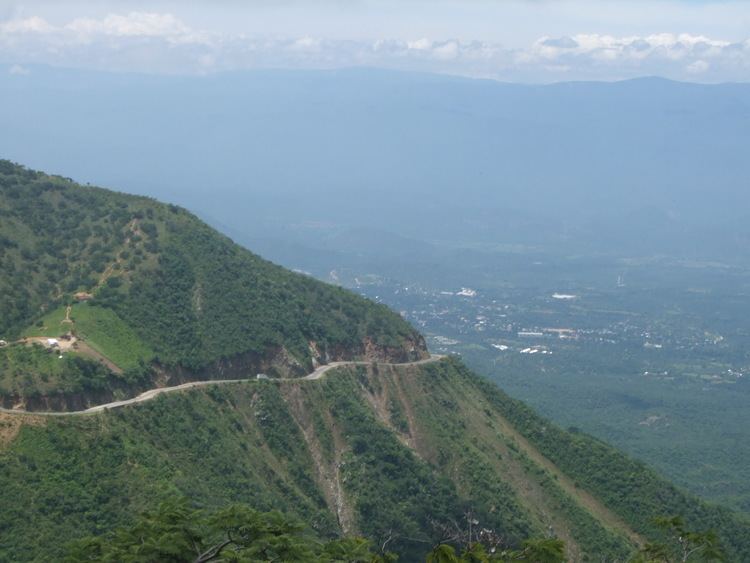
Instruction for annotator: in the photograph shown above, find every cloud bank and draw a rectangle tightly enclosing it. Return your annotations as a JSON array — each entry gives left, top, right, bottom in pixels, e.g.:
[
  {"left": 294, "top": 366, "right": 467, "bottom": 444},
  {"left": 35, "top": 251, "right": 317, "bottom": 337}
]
[{"left": 1, "top": 12, "right": 749, "bottom": 82}]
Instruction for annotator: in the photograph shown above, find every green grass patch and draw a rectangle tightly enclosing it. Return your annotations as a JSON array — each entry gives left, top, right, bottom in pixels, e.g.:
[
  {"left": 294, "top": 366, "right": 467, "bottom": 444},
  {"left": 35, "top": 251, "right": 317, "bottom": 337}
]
[
  {"left": 23, "top": 303, "right": 154, "bottom": 372},
  {"left": 23, "top": 306, "right": 71, "bottom": 338},
  {"left": 67, "top": 304, "right": 154, "bottom": 371}
]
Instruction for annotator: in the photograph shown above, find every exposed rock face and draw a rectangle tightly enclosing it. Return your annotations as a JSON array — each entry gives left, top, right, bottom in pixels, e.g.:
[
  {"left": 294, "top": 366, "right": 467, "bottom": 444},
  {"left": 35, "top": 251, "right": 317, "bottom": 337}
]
[{"left": 361, "top": 333, "right": 429, "bottom": 363}]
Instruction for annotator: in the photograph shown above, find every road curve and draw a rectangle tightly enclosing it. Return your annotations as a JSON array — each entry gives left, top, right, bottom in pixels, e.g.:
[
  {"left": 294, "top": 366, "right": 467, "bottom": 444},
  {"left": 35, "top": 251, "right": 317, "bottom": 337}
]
[{"left": 0, "top": 355, "right": 446, "bottom": 417}]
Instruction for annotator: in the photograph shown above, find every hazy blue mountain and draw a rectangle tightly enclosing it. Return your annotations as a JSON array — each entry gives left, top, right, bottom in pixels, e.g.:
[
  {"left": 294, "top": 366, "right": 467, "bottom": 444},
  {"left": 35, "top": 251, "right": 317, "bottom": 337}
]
[{"left": 1, "top": 65, "right": 749, "bottom": 262}]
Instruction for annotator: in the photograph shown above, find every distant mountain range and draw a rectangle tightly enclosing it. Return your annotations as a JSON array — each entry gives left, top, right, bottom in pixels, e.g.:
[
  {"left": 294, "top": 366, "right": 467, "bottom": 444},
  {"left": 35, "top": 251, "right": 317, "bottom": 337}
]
[{"left": 1, "top": 67, "right": 749, "bottom": 263}]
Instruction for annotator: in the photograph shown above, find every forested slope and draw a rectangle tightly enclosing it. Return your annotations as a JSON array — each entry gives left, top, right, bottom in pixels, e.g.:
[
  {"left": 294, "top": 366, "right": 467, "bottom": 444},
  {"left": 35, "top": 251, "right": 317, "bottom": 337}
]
[
  {"left": 0, "top": 161, "right": 425, "bottom": 409},
  {"left": 2, "top": 358, "right": 748, "bottom": 562}
]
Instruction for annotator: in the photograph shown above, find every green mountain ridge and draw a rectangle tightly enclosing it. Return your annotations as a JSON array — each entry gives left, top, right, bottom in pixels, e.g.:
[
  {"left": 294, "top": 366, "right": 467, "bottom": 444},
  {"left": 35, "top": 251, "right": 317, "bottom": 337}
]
[
  {"left": 1, "top": 161, "right": 749, "bottom": 562},
  {"left": 0, "top": 161, "right": 425, "bottom": 410}
]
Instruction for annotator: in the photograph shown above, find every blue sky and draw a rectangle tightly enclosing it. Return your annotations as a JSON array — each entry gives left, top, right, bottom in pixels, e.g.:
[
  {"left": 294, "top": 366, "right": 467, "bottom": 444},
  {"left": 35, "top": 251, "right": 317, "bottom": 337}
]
[{"left": 1, "top": 1, "right": 748, "bottom": 81}]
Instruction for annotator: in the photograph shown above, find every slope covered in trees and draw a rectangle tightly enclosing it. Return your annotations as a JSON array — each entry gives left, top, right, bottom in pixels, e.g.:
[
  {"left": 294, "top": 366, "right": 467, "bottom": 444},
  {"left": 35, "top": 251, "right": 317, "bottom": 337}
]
[
  {"left": 0, "top": 161, "right": 425, "bottom": 409},
  {"left": 2, "top": 358, "right": 748, "bottom": 562}
]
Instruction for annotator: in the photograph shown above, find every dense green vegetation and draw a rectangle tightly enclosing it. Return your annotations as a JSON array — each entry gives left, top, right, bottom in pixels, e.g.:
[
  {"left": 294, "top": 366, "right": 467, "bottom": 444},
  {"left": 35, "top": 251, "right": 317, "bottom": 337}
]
[
  {"left": 112, "top": 208, "right": 419, "bottom": 369},
  {"left": 0, "top": 362, "right": 603, "bottom": 561},
  {"left": 632, "top": 516, "right": 726, "bottom": 563},
  {"left": 441, "top": 360, "right": 750, "bottom": 561},
  {"left": 1, "top": 357, "right": 746, "bottom": 561},
  {"left": 384, "top": 360, "right": 634, "bottom": 561},
  {"left": 67, "top": 496, "right": 569, "bottom": 562},
  {"left": 471, "top": 342, "right": 750, "bottom": 515},
  {"left": 0, "top": 384, "right": 334, "bottom": 562},
  {"left": 320, "top": 372, "right": 477, "bottom": 559},
  {"left": 0, "top": 160, "right": 424, "bottom": 403},
  {"left": 66, "top": 498, "right": 395, "bottom": 563},
  {"left": 0, "top": 345, "right": 114, "bottom": 399}
]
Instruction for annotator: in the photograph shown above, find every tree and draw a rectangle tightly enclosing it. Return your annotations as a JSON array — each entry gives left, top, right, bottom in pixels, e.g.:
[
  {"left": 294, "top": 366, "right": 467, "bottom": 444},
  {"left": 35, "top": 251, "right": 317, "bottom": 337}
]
[
  {"left": 425, "top": 538, "right": 566, "bottom": 563},
  {"left": 426, "top": 544, "right": 461, "bottom": 563},
  {"left": 322, "top": 537, "right": 397, "bottom": 563},
  {"left": 632, "top": 516, "right": 726, "bottom": 563},
  {"left": 65, "top": 497, "right": 386, "bottom": 563},
  {"left": 426, "top": 510, "right": 565, "bottom": 563},
  {"left": 503, "top": 538, "right": 566, "bottom": 562}
]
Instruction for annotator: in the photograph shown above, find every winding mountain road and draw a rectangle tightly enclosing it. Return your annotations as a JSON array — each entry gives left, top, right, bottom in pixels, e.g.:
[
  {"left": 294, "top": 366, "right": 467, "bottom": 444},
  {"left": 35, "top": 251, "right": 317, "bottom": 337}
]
[{"left": 0, "top": 355, "right": 445, "bottom": 417}]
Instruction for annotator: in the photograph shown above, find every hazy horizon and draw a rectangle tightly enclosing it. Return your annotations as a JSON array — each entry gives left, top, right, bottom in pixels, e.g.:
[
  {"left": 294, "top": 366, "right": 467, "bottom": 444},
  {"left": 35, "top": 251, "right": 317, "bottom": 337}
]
[{"left": 3, "top": 65, "right": 749, "bottom": 267}]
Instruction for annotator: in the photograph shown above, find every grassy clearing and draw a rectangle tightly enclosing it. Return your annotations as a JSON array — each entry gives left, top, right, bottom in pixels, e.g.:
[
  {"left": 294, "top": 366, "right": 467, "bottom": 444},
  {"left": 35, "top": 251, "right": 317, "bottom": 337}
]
[
  {"left": 23, "top": 306, "right": 71, "bottom": 338},
  {"left": 66, "top": 304, "right": 154, "bottom": 371},
  {"left": 23, "top": 304, "right": 154, "bottom": 372}
]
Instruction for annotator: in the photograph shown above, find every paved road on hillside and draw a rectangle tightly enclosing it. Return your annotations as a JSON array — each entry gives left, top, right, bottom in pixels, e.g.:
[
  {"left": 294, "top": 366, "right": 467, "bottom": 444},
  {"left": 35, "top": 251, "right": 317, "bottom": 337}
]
[{"left": 0, "top": 355, "right": 445, "bottom": 417}]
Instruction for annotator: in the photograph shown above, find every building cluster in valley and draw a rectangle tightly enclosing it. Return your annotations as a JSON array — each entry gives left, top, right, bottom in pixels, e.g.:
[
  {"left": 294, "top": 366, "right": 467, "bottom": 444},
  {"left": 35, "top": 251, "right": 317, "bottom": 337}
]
[{"left": 348, "top": 276, "right": 749, "bottom": 384}]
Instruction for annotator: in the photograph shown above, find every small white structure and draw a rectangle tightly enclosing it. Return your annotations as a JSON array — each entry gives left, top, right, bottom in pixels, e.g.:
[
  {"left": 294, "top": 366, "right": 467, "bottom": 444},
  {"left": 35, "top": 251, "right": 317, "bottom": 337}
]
[
  {"left": 518, "top": 331, "right": 544, "bottom": 338},
  {"left": 0, "top": 339, "right": 7, "bottom": 348},
  {"left": 46, "top": 338, "right": 60, "bottom": 347},
  {"left": 256, "top": 373, "right": 269, "bottom": 380}
]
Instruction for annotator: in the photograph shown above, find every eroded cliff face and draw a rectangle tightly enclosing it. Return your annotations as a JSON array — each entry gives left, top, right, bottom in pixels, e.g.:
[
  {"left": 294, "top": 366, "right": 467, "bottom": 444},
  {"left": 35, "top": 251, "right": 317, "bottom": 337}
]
[
  {"left": 320, "top": 333, "right": 429, "bottom": 366},
  {"left": 362, "top": 333, "right": 429, "bottom": 363}
]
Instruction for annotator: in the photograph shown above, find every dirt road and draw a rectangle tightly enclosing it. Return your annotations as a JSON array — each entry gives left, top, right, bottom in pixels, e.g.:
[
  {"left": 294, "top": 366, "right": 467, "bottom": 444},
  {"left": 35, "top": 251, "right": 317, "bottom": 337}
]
[{"left": 0, "top": 355, "right": 446, "bottom": 417}]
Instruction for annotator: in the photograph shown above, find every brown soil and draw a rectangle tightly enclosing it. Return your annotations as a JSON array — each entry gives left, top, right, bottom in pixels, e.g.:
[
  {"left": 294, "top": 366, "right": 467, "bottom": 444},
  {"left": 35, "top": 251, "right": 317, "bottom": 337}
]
[{"left": 0, "top": 412, "right": 46, "bottom": 447}]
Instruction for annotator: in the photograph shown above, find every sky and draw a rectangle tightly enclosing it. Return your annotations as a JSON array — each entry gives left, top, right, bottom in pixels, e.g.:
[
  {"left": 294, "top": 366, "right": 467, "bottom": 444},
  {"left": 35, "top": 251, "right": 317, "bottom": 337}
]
[{"left": 1, "top": 0, "right": 749, "bottom": 82}]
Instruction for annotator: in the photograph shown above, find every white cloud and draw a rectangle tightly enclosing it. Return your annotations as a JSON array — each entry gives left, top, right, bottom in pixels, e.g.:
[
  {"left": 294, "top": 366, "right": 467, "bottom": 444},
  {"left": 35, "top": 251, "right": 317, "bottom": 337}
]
[
  {"left": 0, "top": 12, "right": 207, "bottom": 44},
  {"left": 407, "top": 38, "right": 432, "bottom": 51},
  {"left": 8, "top": 63, "right": 29, "bottom": 75},
  {"left": 65, "top": 12, "right": 193, "bottom": 39},
  {"left": 520, "top": 33, "right": 748, "bottom": 81},
  {"left": 288, "top": 36, "right": 322, "bottom": 53},
  {"left": 433, "top": 41, "right": 459, "bottom": 60},
  {"left": 0, "top": 12, "right": 748, "bottom": 82},
  {"left": 0, "top": 16, "right": 54, "bottom": 34},
  {"left": 529, "top": 33, "right": 732, "bottom": 63},
  {"left": 687, "top": 59, "right": 710, "bottom": 74}
]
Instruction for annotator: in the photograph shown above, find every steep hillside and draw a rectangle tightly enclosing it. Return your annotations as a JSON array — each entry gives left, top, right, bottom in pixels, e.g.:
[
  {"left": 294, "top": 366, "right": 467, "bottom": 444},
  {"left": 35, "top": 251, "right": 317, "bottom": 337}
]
[
  {"left": 0, "top": 161, "right": 425, "bottom": 410},
  {"left": 2, "top": 358, "right": 749, "bottom": 562}
]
